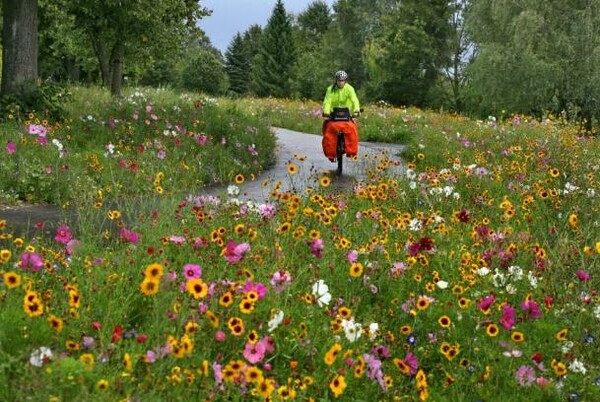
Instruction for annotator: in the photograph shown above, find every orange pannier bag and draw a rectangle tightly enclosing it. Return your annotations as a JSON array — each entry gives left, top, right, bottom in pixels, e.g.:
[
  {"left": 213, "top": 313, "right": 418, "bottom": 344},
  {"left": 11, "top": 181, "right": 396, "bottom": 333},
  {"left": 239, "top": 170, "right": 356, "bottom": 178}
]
[{"left": 322, "top": 120, "right": 359, "bottom": 159}]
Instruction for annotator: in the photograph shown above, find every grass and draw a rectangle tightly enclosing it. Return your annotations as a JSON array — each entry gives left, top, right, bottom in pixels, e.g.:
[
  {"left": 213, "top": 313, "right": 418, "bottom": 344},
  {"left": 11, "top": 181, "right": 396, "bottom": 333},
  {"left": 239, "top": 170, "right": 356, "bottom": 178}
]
[{"left": 0, "top": 87, "right": 598, "bottom": 401}]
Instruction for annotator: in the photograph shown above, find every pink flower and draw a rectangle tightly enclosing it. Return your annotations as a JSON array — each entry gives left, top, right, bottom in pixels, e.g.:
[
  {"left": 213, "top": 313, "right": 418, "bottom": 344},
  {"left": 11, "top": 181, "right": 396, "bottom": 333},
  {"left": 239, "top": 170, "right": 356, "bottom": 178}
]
[
  {"left": 346, "top": 250, "right": 358, "bottom": 263},
  {"left": 120, "top": 228, "right": 140, "bottom": 243},
  {"left": 477, "top": 294, "right": 496, "bottom": 311},
  {"left": 54, "top": 224, "right": 73, "bottom": 245},
  {"left": 521, "top": 300, "right": 542, "bottom": 319},
  {"left": 576, "top": 270, "right": 591, "bottom": 281},
  {"left": 224, "top": 240, "right": 250, "bottom": 263},
  {"left": 6, "top": 141, "right": 16, "bottom": 154},
  {"left": 19, "top": 251, "right": 44, "bottom": 272},
  {"left": 183, "top": 264, "right": 202, "bottom": 280},
  {"left": 243, "top": 280, "right": 267, "bottom": 299},
  {"left": 243, "top": 341, "right": 266, "bottom": 364},
  {"left": 310, "top": 238, "right": 324, "bottom": 258},
  {"left": 215, "top": 330, "right": 226, "bottom": 342},
  {"left": 499, "top": 304, "right": 517, "bottom": 330},
  {"left": 170, "top": 236, "right": 186, "bottom": 245},
  {"left": 515, "top": 365, "right": 536, "bottom": 386},
  {"left": 270, "top": 271, "right": 292, "bottom": 293},
  {"left": 403, "top": 352, "right": 419, "bottom": 375}
]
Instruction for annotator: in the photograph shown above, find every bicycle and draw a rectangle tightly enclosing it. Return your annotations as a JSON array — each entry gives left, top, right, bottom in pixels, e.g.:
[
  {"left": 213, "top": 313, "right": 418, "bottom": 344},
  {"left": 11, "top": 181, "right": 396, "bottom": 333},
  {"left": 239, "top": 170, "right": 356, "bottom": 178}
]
[{"left": 322, "top": 107, "right": 361, "bottom": 176}]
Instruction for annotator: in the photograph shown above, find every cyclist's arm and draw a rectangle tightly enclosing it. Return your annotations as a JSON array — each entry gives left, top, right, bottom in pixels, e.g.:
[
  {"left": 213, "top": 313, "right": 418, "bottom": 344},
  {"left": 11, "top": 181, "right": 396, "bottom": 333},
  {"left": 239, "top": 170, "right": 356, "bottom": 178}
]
[
  {"left": 349, "top": 86, "right": 360, "bottom": 115},
  {"left": 322, "top": 86, "right": 333, "bottom": 116}
]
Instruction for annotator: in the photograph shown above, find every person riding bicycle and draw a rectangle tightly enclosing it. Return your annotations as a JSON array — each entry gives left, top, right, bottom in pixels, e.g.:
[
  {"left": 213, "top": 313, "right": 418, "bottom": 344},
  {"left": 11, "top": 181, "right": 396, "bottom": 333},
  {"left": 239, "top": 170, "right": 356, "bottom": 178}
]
[
  {"left": 322, "top": 70, "right": 361, "bottom": 162},
  {"left": 322, "top": 70, "right": 361, "bottom": 118}
]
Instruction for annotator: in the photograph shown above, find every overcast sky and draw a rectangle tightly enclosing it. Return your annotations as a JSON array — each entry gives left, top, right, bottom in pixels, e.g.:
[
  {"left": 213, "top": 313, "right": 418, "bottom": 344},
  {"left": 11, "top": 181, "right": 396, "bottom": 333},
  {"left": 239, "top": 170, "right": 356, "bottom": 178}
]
[{"left": 199, "top": 0, "right": 336, "bottom": 53}]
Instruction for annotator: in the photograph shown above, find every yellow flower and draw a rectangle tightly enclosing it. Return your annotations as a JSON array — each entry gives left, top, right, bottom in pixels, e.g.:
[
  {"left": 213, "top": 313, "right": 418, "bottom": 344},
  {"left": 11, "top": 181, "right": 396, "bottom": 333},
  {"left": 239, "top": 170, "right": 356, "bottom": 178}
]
[
  {"left": 596, "top": 241, "right": 600, "bottom": 254},
  {"left": 186, "top": 278, "right": 208, "bottom": 299},
  {"left": 96, "top": 379, "right": 109, "bottom": 391},
  {"left": 3, "top": 271, "right": 21, "bottom": 289},
  {"left": 324, "top": 343, "right": 342, "bottom": 366},
  {"left": 349, "top": 262, "right": 363, "bottom": 278},
  {"left": 140, "top": 278, "right": 160, "bottom": 296},
  {"left": 320, "top": 176, "right": 331, "bottom": 187},
  {"left": 568, "top": 213, "right": 578, "bottom": 228},
  {"left": 47, "top": 314, "right": 64, "bottom": 332},
  {"left": 438, "top": 315, "right": 451, "bottom": 328},
  {"left": 555, "top": 328, "right": 568, "bottom": 341},
  {"left": 144, "top": 263, "right": 164, "bottom": 279},
  {"left": 486, "top": 323, "right": 499, "bottom": 337},
  {"left": 235, "top": 174, "right": 245, "bottom": 184},
  {"left": 287, "top": 163, "right": 298, "bottom": 175},
  {"left": 329, "top": 375, "right": 347, "bottom": 398}
]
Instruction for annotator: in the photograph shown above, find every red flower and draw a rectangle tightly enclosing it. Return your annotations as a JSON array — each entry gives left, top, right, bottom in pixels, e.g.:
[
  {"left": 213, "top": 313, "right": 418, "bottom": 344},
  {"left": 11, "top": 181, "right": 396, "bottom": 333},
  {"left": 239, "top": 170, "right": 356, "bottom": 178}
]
[
  {"left": 532, "top": 352, "right": 543, "bottom": 363},
  {"left": 112, "top": 325, "right": 123, "bottom": 343}
]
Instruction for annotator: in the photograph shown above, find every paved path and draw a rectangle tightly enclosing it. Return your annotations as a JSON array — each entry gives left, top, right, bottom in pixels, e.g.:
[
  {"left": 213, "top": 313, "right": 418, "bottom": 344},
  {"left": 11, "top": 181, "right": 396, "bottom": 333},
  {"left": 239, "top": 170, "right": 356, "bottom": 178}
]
[{"left": 0, "top": 128, "right": 405, "bottom": 237}]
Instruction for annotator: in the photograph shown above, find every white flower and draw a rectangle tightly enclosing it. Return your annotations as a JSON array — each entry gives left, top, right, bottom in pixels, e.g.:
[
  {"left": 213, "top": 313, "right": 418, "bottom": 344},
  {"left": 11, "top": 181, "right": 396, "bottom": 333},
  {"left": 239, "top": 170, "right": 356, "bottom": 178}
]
[
  {"left": 227, "top": 185, "right": 240, "bottom": 196},
  {"left": 436, "top": 280, "right": 449, "bottom": 289},
  {"left": 368, "top": 322, "right": 379, "bottom": 341},
  {"left": 405, "top": 169, "right": 416, "bottom": 180},
  {"left": 505, "top": 284, "right": 517, "bottom": 294},
  {"left": 312, "top": 280, "right": 332, "bottom": 307},
  {"left": 492, "top": 270, "right": 507, "bottom": 287},
  {"left": 408, "top": 218, "right": 422, "bottom": 231},
  {"left": 560, "top": 341, "right": 574, "bottom": 354},
  {"left": 586, "top": 188, "right": 596, "bottom": 198},
  {"left": 594, "top": 305, "right": 600, "bottom": 320},
  {"left": 342, "top": 318, "right": 362, "bottom": 342},
  {"left": 568, "top": 359, "right": 587, "bottom": 374},
  {"left": 452, "top": 192, "right": 461, "bottom": 200},
  {"left": 29, "top": 346, "right": 53, "bottom": 367},
  {"left": 508, "top": 265, "right": 523, "bottom": 280},
  {"left": 477, "top": 267, "right": 490, "bottom": 276},
  {"left": 409, "top": 181, "right": 417, "bottom": 190},
  {"left": 267, "top": 310, "right": 284, "bottom": 332},
  {"left": 528, "top": 272, "right": 538, "bottom": 288}
]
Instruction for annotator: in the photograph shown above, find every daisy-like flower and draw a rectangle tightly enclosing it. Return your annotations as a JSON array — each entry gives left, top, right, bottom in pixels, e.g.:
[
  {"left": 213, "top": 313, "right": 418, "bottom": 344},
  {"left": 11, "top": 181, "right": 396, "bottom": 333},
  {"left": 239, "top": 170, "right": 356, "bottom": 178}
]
[
  {"left": 312, "top": 280, "right": 332, "bottom": 307},
  {"left": 186, "top": 278, "right": 208, "bottom": 299},
  {"left": 3, "top": 271, "right": 21, "bottom": 289},
  {"left": 140, "top": 278, "right": 160, "bottom": 296},
  {"left": 320, "top": 176, "right": 331, "bottom": 187},
  {"left": 329, "top": 375, "right": 347, "bottom": 398},
  {"left": 515, "top": 365, "right": 536, "bottom": 386},
  {"left": 29, "top": 346, "right": 53, "bottom": 367},
  {"left": 349, "top": 262, "right": 363, "bottom": 277},
  {"left": 267, "top": 310, "right": 284, "bottom": 332},
  {"left": 287, "top": 162, "right": 298, "bottom": 175},
  {"left": 182, "top": 263, "right": 202, "bottom": 280}
]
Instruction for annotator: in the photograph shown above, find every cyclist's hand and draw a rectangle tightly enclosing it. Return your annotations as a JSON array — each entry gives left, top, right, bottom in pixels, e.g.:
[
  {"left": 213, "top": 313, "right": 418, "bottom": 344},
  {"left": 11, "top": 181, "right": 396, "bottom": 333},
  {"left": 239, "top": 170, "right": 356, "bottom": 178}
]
[
  {"left": 322, "top": 113, "right": 330, "bottom": 118},
  {"left": 352, "top": 111, "right": 360, "bottom": 118}
]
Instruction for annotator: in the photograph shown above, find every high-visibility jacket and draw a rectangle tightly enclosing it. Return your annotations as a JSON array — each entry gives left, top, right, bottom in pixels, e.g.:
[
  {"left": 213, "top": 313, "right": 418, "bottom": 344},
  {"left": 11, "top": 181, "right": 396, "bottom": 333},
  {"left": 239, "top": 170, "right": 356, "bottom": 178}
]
[{"left": 322, "top": 83, "right": 360, "bottom": 116}]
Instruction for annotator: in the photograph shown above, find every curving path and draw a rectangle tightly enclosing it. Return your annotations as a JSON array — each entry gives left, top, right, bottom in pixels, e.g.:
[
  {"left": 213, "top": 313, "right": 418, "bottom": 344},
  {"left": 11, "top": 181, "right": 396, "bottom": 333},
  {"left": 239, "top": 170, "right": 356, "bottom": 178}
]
[{"left": 0, "top": 128, "right": 405, "bottom": 237}]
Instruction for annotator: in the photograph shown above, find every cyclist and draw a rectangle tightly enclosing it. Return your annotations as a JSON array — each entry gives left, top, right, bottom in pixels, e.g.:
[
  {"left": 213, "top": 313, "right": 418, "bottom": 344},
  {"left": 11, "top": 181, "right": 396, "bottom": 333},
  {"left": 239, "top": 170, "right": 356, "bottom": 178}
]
[
  {"left": 322, "top": 70, "right": 361, "bottom": 118},
  {"left": 322, "top": 70, "right": 361, "bottom": 162}
]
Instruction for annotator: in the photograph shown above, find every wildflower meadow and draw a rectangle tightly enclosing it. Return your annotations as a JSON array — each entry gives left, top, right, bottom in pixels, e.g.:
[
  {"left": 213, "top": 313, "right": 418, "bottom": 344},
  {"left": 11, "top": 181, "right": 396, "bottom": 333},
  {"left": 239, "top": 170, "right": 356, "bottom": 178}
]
[{"left": 0, "top": 87, "right": 599, "bottom": 401}]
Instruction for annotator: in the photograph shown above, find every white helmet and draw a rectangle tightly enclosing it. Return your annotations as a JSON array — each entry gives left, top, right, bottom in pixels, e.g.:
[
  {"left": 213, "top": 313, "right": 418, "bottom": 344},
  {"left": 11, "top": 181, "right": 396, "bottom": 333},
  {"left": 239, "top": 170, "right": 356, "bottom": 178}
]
[{"left": 335, "top": 70, "right": 348, "bottom": 81}]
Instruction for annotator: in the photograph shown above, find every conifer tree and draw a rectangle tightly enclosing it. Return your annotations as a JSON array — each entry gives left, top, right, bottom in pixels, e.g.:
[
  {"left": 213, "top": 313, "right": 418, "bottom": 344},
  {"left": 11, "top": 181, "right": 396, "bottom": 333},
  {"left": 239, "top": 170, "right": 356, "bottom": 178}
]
[
  {"left": 251, "top": 0, "right": 296, "bottom": 97},
  {"left": 225, "top": 33, "right": 251, "bottom": 95}
]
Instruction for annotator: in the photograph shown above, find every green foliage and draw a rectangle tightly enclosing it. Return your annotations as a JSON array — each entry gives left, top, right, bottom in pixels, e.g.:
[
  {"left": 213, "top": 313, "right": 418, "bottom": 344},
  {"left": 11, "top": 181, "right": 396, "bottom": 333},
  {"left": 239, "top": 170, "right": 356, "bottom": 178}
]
[
  {"left": 225, "top": 33, "right": 251, "bottom": 95},
  {"left": 181, "top": 48, "right": 228, "bottom": 95},
  {"left": 0, "top": 81, "right": 71, "bottom": 123},
  {"left": 251, "top": 0, "right": 296, "bottom": 98}
]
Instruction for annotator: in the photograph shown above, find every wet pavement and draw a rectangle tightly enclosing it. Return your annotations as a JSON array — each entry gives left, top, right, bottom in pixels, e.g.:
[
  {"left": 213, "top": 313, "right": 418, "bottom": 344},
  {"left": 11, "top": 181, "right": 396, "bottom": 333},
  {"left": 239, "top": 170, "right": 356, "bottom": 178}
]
[{"left": 0, "top": 128, "right": 405, "bottom": 238}]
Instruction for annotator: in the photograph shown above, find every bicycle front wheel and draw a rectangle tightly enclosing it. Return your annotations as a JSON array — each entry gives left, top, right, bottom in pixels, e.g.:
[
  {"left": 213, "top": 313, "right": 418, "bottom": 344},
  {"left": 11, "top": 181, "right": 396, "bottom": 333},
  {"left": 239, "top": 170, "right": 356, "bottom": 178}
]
[{"left": 336, "top": 132, "right": 344, "bottom": 176}]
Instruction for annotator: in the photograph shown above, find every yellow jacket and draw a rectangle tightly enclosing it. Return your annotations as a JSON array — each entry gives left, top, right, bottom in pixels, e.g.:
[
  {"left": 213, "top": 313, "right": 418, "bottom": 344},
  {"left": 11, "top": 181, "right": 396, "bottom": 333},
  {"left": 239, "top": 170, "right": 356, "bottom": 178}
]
[{"left": 322, "top": 83, "right": 360, "bottom": 115}]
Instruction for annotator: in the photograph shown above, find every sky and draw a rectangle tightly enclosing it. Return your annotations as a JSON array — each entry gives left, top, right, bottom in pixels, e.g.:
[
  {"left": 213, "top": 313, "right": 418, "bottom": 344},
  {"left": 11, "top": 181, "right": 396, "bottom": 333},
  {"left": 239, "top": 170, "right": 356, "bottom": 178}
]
[{"left": 199, "top": 0, "right": 336, "bottom": 53}]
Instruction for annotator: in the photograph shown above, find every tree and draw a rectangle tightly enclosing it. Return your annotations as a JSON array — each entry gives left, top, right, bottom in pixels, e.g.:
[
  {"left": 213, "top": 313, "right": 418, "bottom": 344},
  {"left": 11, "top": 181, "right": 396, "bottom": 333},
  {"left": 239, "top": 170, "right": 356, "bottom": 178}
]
[
  {"left": 1, "top": 0, "right": 38, "bottom": 95},
  {"left": 370, "top": 0, "right": 452, "bottom": 106},
  {"left": 181, "top": 46, "right": 228, "bottom": 95},
  {"left": 62, "top": 0, "right": 209, "bottom": 96},
  {"left": 225, "top": 33, "right": 251, "bottom": 95},
  {"left": 251, "top": 0, "right": 296, "bottom": 97}
]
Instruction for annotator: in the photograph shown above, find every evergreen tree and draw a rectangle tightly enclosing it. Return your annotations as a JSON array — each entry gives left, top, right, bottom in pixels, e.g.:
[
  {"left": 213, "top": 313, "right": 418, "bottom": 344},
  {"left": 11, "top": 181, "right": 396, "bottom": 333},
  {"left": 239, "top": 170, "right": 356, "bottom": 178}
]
[
  {"left": 251, "top": 0, "right": 296, "bottom": 97},
  {"left": 225, "top": 33, "right": 251, "bottom": 95}
]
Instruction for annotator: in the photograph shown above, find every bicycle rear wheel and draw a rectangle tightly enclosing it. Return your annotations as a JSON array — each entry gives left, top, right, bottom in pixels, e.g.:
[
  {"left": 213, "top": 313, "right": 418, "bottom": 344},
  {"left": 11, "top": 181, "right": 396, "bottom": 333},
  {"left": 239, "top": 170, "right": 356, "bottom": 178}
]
[{"left": 336, "top": 132, "right": 344, "bottom": 176}]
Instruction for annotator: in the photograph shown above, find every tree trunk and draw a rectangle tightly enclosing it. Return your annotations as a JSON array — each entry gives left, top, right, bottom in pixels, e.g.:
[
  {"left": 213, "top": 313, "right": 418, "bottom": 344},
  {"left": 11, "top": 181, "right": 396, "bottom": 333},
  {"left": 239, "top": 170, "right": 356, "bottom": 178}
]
[
  {"left": 90, "top": 35, "right": 110, "bottom": 87},
  {"left": 1, "top": 0, "right": 39, "bottom": 95},
  {"left": 109, "top": 40, "right": 125, "bottom": 97}
]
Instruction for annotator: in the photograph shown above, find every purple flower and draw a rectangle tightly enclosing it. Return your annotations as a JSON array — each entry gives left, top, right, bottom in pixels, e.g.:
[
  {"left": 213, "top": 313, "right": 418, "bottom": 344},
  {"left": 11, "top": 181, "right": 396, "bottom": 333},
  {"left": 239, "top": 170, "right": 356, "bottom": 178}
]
[
  {"left": 6, "top": 141, "right": 16, "bottom": 154},
  {"left": 19, "top": 251, "right": 44, "bottom": 272},
  {"left": 310, "top": 238, "right": 324, "bottom": 258},
  {"left": 521, "top": 300, "right": 542, "bottom": 319},
  {"left": 183, "top": 264, "right": 202, "bottom": 280},
  {"left": 515, "top": 365, "right": 536, "bottom": 386},
  {"left": 404, "top": 352, "right": 419, "bottom": 375},
  {"left": 119, "top": 228, "right": 140, "bottom": 243},
  {"left": 224, "top": 240, "right": 250, "bottom": 263},
  {"left": 243, "top": 340, "right": 266, "bottom": 364},
  {"left": 499, "top": 304, "right": 517, "bottom": 330},
  {"left": 54, "top": 224, "right": 73, "bottom": 245},
  {"left": 243, "top": 280, "right": 267, "bottom": 299},
  {"left": 576, "top": 270, "right": 591, "bottom": 281}
]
